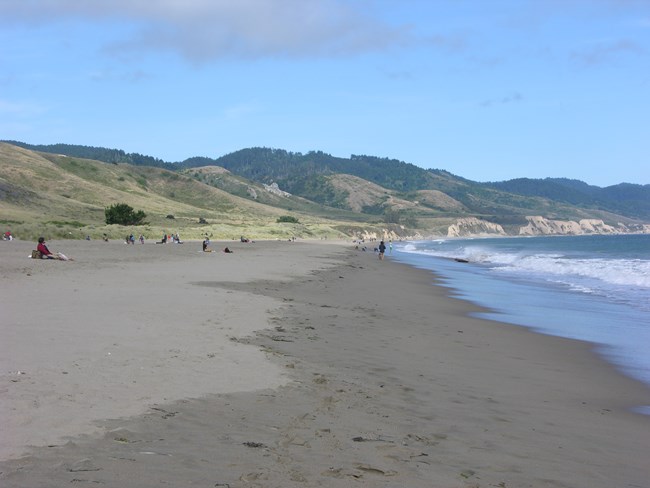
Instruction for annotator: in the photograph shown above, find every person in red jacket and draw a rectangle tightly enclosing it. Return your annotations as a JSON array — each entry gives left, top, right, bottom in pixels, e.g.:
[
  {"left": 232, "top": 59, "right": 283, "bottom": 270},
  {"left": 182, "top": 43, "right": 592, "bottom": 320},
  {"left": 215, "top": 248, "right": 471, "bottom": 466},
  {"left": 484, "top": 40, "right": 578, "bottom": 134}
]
[{"left": 37, "top": 237, "right": 70, "bottom": 260}]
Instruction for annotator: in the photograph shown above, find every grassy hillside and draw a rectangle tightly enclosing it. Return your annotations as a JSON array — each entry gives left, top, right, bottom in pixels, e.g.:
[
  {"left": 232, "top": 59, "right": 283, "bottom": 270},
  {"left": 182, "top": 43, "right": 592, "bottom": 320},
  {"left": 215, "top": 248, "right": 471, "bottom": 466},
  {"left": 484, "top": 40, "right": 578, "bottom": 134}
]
[
  {"left": 182, "top": 166, "right": 366, "bottom": 221},
  {"left": 1, "top": 142, "right": 647, "bottom": 241},
  {"left": 0, "top": 143, "right": 361, "bottom": 241},
  {"left": 5, "top": 140, "right": 649, "bottom": 221}
]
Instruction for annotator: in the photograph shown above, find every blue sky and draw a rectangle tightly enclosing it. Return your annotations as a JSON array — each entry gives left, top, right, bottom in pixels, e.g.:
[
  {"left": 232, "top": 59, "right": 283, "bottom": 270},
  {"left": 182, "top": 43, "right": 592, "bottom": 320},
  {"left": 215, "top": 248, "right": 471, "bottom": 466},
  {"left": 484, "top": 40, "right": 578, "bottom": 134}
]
[{"left": 1, "top": 0, "right": 648, "bottom": 187}]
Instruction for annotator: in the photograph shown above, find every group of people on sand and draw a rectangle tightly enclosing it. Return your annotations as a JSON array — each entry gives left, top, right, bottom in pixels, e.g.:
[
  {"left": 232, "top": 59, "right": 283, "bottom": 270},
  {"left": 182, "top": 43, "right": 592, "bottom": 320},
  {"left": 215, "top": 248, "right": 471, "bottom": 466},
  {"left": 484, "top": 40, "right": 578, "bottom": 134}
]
[
  {"left": 31, "top": 233, "right": 243, "bottom": 261},
  {"left": 202, "top": 237, "right": 233, "bottom": 254},
  {"left": 354, "top": 239, "right": 392, "bottom": 260},
  {"left": 125, "top": 234, "right": 145, "bottom": 245},
  {"left": 158, "top": 233, "right": 183, "bottom": 244}
]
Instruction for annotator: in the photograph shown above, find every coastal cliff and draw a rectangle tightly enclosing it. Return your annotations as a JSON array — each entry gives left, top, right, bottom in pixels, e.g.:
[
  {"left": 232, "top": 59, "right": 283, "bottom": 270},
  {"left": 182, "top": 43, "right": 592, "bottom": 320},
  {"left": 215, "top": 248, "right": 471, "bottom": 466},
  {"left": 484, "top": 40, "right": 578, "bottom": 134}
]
[
  {"left": 518, "top": 216, "right": 648, "bottom": 236},
  {"left": 447, "top": 218, "right": 507, "bottom": 237},
  {"left": 446, "top": 216, "right": 650, "bottom": 238}
]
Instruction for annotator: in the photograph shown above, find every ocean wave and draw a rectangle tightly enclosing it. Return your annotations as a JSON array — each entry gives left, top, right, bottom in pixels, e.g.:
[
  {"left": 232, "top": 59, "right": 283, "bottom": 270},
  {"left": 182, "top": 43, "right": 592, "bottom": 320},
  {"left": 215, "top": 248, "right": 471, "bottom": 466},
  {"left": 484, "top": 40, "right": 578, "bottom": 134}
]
[
  {"left": 494, "top": 256, "right": 650, "bottom": 289},
  {"left": 398, "top": 241, "right": 650, "bottom": 289}
]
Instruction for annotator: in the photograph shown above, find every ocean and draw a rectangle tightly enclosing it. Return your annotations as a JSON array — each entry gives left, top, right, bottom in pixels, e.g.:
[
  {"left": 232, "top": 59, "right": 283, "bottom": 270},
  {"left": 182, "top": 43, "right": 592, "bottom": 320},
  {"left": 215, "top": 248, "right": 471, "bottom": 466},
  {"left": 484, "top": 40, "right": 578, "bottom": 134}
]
[{"left": 391, "top": 234, "right": 650, "bottom": 411}]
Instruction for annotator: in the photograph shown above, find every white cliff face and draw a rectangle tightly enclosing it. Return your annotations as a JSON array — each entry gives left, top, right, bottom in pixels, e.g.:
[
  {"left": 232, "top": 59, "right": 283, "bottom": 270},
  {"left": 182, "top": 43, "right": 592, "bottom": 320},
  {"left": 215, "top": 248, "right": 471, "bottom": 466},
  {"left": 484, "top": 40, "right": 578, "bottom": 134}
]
[
  {"left": 578, "top": 219, "right": 618, "bottom": 234},
  {"left": 444, "top": 216, "right": 649, "bottom": 238},
  {"left": 518, "top": 216, "right": 582, "bottom": 236},
  {"left": 518, "top": 216, "right": 643, "bottom": 236},
  {"left": 352, "top": 218, "right": 648, "bottom": 241},
  {"left": 447, "top": 218, "right": 507, "bottom": 237}
]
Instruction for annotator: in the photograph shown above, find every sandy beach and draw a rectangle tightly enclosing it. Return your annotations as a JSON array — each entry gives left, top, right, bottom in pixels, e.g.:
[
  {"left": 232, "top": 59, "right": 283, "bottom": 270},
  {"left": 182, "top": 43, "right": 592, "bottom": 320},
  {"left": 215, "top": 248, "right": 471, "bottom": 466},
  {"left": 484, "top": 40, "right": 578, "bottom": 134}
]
[{"left": 1, "top": 238, "right": 649, "bottom": 487}]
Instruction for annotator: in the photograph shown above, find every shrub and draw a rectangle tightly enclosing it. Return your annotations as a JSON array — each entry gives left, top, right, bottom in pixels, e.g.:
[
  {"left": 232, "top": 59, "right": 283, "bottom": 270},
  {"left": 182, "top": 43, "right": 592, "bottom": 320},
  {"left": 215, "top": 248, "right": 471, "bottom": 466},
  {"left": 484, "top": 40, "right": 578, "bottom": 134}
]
[
  {"left": 105, "top": 203, "right": 148, "bottom": 225},
  {"left": 277, "top": 215, "right": 299, "bottom": 223},
  {"left": 166, "top": 214, "right": 175, "bottom": 219}
]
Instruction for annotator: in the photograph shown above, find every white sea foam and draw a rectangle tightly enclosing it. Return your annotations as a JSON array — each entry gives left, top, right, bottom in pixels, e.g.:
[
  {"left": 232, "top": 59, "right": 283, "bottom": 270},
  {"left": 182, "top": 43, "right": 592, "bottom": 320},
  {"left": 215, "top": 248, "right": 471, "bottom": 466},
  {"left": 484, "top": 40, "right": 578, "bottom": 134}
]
[{"left": 401, "top": 241, "right": 650, "bottom": 290}]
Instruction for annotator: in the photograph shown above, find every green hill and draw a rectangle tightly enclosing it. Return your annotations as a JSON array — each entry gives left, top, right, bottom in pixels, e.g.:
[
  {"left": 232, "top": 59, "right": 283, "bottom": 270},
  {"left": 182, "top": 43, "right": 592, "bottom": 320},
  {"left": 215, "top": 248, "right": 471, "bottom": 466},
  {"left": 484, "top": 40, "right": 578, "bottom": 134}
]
[
  {"left": 1, "top": 141, "right": 648, "bottom": 240},
  {"left": 0, "top": 143, "right": 360, "bottom": 241}
]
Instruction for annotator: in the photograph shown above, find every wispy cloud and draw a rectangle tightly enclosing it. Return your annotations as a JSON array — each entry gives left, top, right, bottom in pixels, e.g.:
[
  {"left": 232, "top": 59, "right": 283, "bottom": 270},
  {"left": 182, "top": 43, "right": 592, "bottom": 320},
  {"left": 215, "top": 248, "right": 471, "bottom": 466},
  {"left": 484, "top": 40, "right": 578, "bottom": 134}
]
[
  {"left": 0, "top": 0, "right": 417, "bottom": 63},
  {"left": 480, "top": 91, "right": 523, "bottom": 108},
  {"left": 570, "top": 39, "right": 646, "bottom": 66}
]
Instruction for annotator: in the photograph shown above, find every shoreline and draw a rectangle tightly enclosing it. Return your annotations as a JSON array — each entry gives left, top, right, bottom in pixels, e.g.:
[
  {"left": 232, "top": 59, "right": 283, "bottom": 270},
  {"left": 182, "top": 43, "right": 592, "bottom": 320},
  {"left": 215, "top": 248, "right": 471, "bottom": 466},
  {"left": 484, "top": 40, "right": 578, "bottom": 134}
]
[
  {"left": 2, "top": 239, "right": 650, "bottom": 486},
  {"left": 392, "top": 234, "right": 650, "bottom": 396}
]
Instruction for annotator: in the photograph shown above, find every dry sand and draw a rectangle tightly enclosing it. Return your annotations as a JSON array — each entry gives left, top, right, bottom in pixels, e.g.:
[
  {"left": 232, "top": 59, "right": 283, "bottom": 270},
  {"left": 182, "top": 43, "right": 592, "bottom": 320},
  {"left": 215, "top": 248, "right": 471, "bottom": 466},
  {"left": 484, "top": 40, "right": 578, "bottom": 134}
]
[{"left": 1, "top": 238, "right": 649, "bottom": 487}]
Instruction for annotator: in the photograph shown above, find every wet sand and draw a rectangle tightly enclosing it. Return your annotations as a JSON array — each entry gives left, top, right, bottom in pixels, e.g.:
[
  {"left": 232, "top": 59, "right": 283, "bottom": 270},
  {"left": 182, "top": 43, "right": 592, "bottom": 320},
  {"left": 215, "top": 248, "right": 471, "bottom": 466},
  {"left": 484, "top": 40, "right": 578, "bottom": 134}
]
[{"left": 1, "top": 238, "right": 649, "bottom": 487}]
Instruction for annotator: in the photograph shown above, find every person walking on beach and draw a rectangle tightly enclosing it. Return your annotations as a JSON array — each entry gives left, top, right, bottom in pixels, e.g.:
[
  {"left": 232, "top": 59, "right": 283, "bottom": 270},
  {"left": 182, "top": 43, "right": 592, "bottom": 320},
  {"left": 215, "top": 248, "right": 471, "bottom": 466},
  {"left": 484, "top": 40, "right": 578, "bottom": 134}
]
[{"left": 378, "top": 240, "right": 386, "bottom": 260}]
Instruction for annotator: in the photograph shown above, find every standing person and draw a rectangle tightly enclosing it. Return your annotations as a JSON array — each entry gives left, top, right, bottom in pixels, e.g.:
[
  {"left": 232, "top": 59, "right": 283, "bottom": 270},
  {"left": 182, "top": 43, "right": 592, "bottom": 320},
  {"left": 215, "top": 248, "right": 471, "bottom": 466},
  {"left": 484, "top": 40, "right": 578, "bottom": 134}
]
[
  {"left": 139, "top": 234, "right": 145, "bottom": 244},
  {"left": 36, "top": 237, "right": 70, "bottom": 260},
  {"left": 378, "top": 240, "right": 386, "bottom": 260},
  {"left": 389, "top": 240, "right": 393, "bottom": 254}
]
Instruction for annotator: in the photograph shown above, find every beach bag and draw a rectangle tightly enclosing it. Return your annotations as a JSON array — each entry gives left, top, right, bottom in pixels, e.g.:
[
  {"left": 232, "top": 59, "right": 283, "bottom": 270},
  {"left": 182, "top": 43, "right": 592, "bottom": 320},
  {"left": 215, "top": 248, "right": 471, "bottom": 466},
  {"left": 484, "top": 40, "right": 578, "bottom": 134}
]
[{"left": 31, "top": 250, "right": 42, "bottom": 259}]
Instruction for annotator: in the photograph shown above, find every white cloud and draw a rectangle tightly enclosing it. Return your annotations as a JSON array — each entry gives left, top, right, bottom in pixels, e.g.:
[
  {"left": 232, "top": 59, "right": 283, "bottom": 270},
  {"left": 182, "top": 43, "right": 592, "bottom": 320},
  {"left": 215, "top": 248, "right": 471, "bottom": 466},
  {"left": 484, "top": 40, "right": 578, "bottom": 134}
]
[{"left": 0, "top": 0, "right": 414, "bottom": 63}]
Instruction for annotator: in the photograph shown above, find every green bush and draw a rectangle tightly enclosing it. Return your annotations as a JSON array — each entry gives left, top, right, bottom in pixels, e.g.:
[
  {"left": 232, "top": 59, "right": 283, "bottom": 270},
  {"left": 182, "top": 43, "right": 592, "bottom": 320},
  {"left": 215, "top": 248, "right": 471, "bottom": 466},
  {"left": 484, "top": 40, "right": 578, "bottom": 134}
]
[
  {"left": 105, "top": 203, "right": 148, "bottom": 225},
  {"left": 277, "top": 215, "right": 299, "bottom": 223}
]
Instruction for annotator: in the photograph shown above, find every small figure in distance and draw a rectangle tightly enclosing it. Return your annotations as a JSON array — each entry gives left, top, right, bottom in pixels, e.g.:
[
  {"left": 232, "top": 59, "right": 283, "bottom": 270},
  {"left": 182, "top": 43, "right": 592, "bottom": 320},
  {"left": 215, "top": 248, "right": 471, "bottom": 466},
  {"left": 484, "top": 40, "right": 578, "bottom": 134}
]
[
  {"left": 223, "top": 247, "right": 233, "bottom": 253},
  {"left": 378, "top": 240, "right": 386, "bottom": 260},
  {"left": 36, "top": 237, "right": 71, "bottom": 260},
  {"left": 202, "top": 238, "right": 212, "bottom": 252}
]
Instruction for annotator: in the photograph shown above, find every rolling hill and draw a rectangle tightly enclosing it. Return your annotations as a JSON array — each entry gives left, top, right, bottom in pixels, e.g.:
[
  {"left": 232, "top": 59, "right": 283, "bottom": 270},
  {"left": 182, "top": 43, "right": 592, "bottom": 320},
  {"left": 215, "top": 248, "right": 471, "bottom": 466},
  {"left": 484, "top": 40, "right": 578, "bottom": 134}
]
[
  {"left": 0, "top": 143, "right": 362, "bottom": 241},
  {"left": 1, "top": 141, "right": 648, "bottom": 240}
]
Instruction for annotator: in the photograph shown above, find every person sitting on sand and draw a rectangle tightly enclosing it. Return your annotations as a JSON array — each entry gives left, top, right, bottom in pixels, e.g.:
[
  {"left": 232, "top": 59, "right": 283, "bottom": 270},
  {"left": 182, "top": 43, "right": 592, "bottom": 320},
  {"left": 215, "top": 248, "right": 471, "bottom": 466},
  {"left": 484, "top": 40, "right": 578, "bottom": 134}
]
[
  {"left": 36, "top": 237, "right": 70, "bottom": 260},
  {"left": 202, "top": 239, "right": 212, "bottom": 252},
  {"left": 223, "top": 247, "right": 233, "bottom": 253}
]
